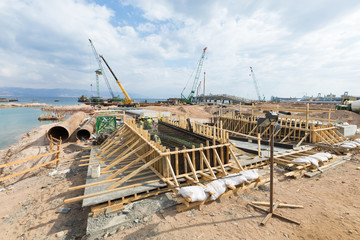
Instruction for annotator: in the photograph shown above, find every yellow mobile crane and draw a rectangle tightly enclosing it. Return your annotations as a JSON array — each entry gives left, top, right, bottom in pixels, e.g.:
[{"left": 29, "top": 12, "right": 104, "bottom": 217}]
[{"left": 99, "top": 55, "right": 137, "bottom": 107}]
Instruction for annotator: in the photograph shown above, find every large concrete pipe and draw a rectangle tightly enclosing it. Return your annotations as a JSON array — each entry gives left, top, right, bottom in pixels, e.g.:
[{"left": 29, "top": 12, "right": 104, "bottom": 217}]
[
  {"left": 47, "top": 112, "right": 86, "bottom": 141},
  {"left": 76, "top": 117, "right": 96, "bottom": 140}
]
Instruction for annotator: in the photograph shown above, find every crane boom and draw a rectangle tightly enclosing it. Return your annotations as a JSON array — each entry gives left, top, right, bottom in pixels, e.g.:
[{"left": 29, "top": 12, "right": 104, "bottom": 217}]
[
  {"left": 181, "top": 47, "right": 207, "bottom": 103},
  {"left": 88, "top": 39, "right": 114, "bottom": 98},
  {"left": 249, "top": 66, "right": 265, "bottom": 101},
  {"left": 99, "top": 55, "right": 133, "bottom": 105}
]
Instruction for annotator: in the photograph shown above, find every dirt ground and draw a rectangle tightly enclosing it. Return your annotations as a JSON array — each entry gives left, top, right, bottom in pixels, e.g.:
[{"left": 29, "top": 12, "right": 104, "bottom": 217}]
[
  {"left": 0, "top": 103, "right": 359, "bottom": 239},
  {"left": 110, "top": 158, "right": 360, "bottom": 240}
]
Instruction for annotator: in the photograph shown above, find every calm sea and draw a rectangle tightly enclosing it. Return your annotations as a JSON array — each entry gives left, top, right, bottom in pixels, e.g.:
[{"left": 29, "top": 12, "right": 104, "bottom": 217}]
[{"left": 0, "top": 97, "right": 164, "bottom": 150}]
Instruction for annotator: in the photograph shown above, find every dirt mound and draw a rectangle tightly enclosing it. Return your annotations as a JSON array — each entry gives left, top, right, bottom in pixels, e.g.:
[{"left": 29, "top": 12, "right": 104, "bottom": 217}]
[
  {"left": 0, "top": 123, "right": 57, "bottom": 186},
  {"left": 177, "top": 106, "right": 187, "bottom": 113},
  {"left": 42, "top": 104, "right": 94, "bottom": 114},
  {"left": 313, "top": 110, "right": 360, "bottom": 126}
]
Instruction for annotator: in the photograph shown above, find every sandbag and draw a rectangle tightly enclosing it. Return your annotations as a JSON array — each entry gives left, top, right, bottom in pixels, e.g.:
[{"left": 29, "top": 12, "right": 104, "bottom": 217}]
[
  {"left": 205, "top": 180, "right": 227, "bottom": 200},
  {"left": 292, "top": 157, "right": 311, "bottom": 164},
  {"left": 222, "top": 174, "right": 247, "bottom": 189},
  {"left": 177, "top": 186, "right": 208, "bottom": 202},
  {"left": 307, "top": 157, "right": 320, "bottom": 168},
  {"left": 340, "top": 143, "right": 356, "bottom": 149},
  {"left": 311, "top": 153, "right": 329, "bottom": 162},
  {"left": 240, "top": 169, "right": 259, "bottom": 181}
]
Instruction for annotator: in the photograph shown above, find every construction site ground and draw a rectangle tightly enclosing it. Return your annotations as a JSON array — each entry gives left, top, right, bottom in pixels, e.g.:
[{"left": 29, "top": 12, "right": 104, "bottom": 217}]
[{"left": 0, "top": 103, "right": 360, "bottom": 239}]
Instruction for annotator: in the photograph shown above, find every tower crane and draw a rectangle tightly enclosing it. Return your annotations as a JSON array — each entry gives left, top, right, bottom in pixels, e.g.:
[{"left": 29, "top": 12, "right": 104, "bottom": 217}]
[
  {"left": 88, "top": 39, "right": 115, "bottom": 98},
  {"left": 181, "top": 47, "right": 207, "bottom": 103},
  {"left": 249, "top": 66, "right": 265, "bottom": 101}
]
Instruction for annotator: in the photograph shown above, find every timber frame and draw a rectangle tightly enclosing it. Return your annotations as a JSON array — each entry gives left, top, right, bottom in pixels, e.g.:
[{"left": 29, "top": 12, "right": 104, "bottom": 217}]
[
  {"left": 215, "top": 103, "right": 347, "bottom": 146},
  {"left": 64, "top": 118, "right": 268, "bottom": 214}
]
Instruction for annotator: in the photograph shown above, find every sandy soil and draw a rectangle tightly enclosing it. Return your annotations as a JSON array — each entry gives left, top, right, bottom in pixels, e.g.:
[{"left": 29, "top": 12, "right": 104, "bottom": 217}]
[
  {"left": 142, "top": 105, "right": 221, "bottom": 121},
  {"left": 42, "top": 104, "right": 95, "bottom": 114},
  {"left": 0, "top": 104, "right": 359, "bottom": 239},
  {"left": 110, "top": 158, "right": 360, "bottom": 240},
  {"left": 144, "top": 103, "right": 360, "bottom": 127},
  {"left": 0, "top": 103, "right": 51, "bottom": 108}
]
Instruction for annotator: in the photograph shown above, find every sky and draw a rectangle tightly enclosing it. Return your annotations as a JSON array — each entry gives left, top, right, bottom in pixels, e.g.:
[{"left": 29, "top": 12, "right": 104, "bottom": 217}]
[{"left": 0, "top": 0, "right": 359, "bottom": 99}]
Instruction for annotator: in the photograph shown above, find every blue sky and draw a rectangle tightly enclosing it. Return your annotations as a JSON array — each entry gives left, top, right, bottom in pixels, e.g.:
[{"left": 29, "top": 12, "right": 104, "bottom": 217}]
[{"left": 0, "top": 0, "right": 359, "bottom": 99}]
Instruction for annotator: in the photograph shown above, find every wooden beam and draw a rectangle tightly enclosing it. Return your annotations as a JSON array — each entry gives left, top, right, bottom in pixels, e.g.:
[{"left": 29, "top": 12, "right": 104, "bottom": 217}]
[
  {"left": 165, "top": 156, "right": 179, "bottom": 186},
  {"left": 101, "top": 141, "right": 145, "bottom": 173},
  {"left": 0, "top": 150, "right": 59, "bottom": 169},
  {"left": 200, "top": 151, "right": 216, "bottom": 178},
  {"left": 185, "top": 153, "right": 199, "bottom": 182},
  {"left": 64, "top": 179, "right": 161, "bottom": 204},
  {"left": 107, "top": 155, "right": 163, "bottom": 190},
  {"left": 280, "top": 129, "right": 295, "bottom": 143},
  {"left": 0, "top": 158, "right": 59, "bottom": 181},
  {"left": 213, "top": 148, "right": 228, "bottom": 176},
  {"left": 106, "top": 149, "right": 155, "bottom": 180},
  {"left": 229, "top": 148, "right": 244, "bottom": 171}
]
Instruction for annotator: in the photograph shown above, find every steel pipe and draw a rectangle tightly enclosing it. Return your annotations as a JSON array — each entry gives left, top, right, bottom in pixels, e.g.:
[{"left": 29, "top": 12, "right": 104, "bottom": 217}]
[
  {"left": 47, "top": 112, "right": 86, "bottom": 141},
  {"left": 76, "top": 117, "right": 96, "bottom": 140}
]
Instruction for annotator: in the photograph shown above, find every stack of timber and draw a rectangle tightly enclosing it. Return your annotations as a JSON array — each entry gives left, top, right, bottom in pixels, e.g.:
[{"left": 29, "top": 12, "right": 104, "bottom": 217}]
[{"left": 272, "top": 148, "right": 343, "bottom": 178}]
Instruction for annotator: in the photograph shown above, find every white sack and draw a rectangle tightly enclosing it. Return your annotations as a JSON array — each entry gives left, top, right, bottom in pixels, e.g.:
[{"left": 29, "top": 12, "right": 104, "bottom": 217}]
[
  {"left": 307, "top": 157, "right": 320, "bottom": 168},
  {"left": 177, "top": 186, "right": 208, "bottom": 202},
  {"left": 240, "top": 169, "right": 259, "bottom": 181},
  {"left": 205, "top": 180, "right": 227, "bottom": 201},
  {"left": 311, "top": 153, "right": 329, "bottom": 162},
  {"left": 292, "top": 157, "right": 311, "bottom": 164},
  {"left": 222, "top": 174, "right": 247, "bottom": 189}
]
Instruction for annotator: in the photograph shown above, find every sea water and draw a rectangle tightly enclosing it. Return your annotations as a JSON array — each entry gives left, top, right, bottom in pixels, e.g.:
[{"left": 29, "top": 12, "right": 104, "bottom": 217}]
[
  {"left": 0, "top": 97, "right": 165, "bottom": 150},
  {"left": 0, "top": 97, "right": 79, "bottom": 150}
]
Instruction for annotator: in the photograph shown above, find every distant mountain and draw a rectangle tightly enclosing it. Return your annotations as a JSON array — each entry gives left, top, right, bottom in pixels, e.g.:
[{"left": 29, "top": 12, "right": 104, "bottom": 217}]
[{"left": 0, "top": 87, "right": 147, "bottom": 98}]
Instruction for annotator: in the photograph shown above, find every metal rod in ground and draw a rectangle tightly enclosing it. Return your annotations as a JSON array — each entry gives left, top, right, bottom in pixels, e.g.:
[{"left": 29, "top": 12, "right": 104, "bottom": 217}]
[
  {"left": 270, "top": 124, "right": 274, "bottom": 214},
  {"left": 248, "top": 203, "right": 300, "bottom": 225}
]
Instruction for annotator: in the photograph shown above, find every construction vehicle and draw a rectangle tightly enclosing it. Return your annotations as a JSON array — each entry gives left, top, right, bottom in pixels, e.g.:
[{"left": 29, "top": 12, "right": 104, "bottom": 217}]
[
  {"left": 335, "top": 92, "right": 360, "bottom": 113},
  {"left": 99, "top": 55, "right": 137, "bottom": 107},
  {"left": 335, "top": 100, "right": 360, "bottom": 113},
  {"left": 249, "top": 67, "right": 265, "bottom": 101},
  {"left": 180, "top": 47, "right": 207, "bottom": 104}
]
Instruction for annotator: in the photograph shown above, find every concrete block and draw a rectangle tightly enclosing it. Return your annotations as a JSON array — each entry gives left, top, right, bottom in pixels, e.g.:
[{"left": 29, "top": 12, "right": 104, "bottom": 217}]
[
  {"left": 336, "top": 124, "right": 357, "bottom": 137},
  {"left": 90, "top": 164, "right": 100, "bottom": 178}
]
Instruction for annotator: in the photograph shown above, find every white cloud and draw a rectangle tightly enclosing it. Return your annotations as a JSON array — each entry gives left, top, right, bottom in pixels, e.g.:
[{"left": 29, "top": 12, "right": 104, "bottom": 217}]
[{"left": 0, "top": 0, "right": 359, "bottom": 99}]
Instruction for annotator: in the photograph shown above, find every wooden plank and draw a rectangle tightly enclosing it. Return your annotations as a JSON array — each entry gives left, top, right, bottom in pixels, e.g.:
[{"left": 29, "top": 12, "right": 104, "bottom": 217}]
[
  {"left": 280, "top": 129, "right": 295, "bottom": 143},
  {"left": 107, "top": 155, "right": 163, "bottom": 190},
  {"left": 106, "top": 149, "right": 155, "bottom": 180},
  {"left": 0, "top": 150, "right": 59, "bottom": 169},
  {"left": 165, "top": 156, "right": 179, "bottom": 186},
  {"left": 200, "top": 151, "right": 216, "bottom": 178},
  {"left": 229, "top": 148, "right": 244, "bottom": 171},
  {"left": 64, "top": 179, "right": 161, "bottom": 203},
  {"left": 185, "top": 153, "right": 199, "bottom": 182},
  {"left": 213, "top": 148, "right": 228, "bottom": 176},
  {"left": 0, "top": 158, "right": 59, "bottom": 181},
  {"left": 101, "top": 141, "right": 145, "bottom": 173}
]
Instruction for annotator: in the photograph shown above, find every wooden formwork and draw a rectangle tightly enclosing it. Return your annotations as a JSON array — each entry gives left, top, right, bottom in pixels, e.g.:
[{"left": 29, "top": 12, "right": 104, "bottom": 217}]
[
  {"left": 65, "top": 118, "right": 268, "bottom": 214},
  {"left": 216, "top": 109, "right": 346, "bottom": 146}
]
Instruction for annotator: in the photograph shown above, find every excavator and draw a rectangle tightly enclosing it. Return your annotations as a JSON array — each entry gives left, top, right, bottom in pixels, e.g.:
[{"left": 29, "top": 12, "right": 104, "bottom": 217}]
[{"left": 99, "top": 55, "right": 138, "bottom": 107}]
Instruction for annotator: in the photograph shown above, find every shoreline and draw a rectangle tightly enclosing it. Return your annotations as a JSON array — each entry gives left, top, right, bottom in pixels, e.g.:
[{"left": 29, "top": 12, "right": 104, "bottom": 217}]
[{"left": 0, "top": 102, "right": 52, "bottom": 108}]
